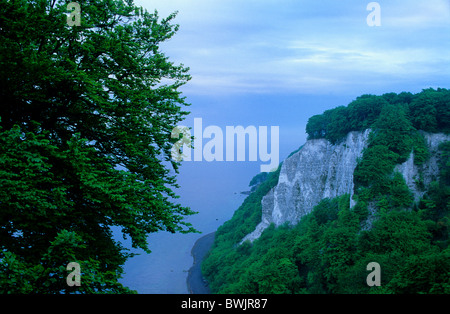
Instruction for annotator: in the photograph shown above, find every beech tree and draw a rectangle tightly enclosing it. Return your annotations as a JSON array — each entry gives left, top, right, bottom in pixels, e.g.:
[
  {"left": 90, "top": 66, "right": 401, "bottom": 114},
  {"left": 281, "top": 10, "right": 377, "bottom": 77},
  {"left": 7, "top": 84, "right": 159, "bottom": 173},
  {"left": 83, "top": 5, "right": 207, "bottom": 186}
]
[{"left": 0, "top": 0, "right": 196, "bottom": 293}]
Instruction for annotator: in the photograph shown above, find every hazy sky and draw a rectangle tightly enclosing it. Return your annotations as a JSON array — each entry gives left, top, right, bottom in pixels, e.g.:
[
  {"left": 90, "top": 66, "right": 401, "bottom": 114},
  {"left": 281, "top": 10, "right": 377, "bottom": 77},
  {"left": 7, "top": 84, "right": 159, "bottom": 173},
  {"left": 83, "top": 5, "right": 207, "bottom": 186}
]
[
  {"left": 136, "top": 0, "right": 450, "bottom": 178},
  {"left": 133, "top": 0, "right": 450, "bottom": 159},
  {"left": 135, "top": 0, "right": 450, "bottom": 96},
  {"left": 134, "top": 0, "right": 450, "bottom": 206}
]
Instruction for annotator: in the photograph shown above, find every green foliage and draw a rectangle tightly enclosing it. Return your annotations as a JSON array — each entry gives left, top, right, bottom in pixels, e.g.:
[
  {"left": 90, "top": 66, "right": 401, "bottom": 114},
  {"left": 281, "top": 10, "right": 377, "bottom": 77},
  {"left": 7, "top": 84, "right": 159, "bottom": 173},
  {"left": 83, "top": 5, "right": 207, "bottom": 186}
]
[
  {"left": 202, "top": 166, "right": 282, "bottom": 292},
  {"left": 205, "top": 187, "right": 448, "bottom": 294},
  {"left": 439, "top": 141, "right": 450, "bottom": 186},
  {"left": 383, "top": 249, "right": 450, "bottom": 294},
  {"left": 354, "top": 145, "right": 399, "bottom": 194},
  {"left": 389, "top": 172, "right": 414, "bottom": 209},
  {"left": 306, "top": 89, "right": 449, "bottom": 144},
  {"left": 354, "top": 98, "right": 430, "bottom": 201},
  {"left": 409, "top": 88, "right": 450, "bottom": 133},
  {"left": 249, "top": 172, "right": 268, "bottom": 187},
  {"left": 412, "top": 132, "right": 431, "bottom": 166},
  {"left": 416, "top": 141, "right": 450, "bottom": 248},
  {"left": 312, "top": 198, "right": 339, "bottom": 225},
  {"left": 0, "top": 230, "right": 135, "bottom": 293},
  {"left": 306, "top": 94, "right": 387, "bottom": 144},
  {"left": 347, "top": 95, "right": 386, "bottom": 131},
  {"left": 371, "top": 103, "right": 415, "bottom": 161},
  {"left": 0, "top": 0, "right": 195, "bottom": 293}
]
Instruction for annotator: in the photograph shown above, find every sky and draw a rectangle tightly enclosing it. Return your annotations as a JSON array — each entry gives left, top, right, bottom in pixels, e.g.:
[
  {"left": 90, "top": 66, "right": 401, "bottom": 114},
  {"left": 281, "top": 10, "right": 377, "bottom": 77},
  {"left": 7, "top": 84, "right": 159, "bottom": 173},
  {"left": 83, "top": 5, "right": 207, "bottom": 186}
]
[
  {"left": 135, "top": 0, "right": 450, "bottom": 96},
  {"left": 131, "top": 0, "right": 450, "bottom": 192},
  {"left": 119, "top": 0, "right": 450, "bottom": 292},
  {"left": 133, "top": 0, "right": 450, "bottom": 160}
]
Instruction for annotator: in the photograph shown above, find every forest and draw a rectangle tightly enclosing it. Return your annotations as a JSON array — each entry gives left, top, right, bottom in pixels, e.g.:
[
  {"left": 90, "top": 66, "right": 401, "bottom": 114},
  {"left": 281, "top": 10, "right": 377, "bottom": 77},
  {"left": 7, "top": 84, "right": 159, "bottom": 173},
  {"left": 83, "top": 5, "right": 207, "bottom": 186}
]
[{"left": 202, "top": 88, "right": 450, "bottom": 294}]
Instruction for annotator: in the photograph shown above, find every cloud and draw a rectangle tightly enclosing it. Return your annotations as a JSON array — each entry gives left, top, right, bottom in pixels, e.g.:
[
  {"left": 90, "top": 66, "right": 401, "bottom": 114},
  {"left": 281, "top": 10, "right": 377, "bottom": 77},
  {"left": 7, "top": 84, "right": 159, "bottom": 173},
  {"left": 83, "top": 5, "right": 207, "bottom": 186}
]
[
  {"left": 283, "top": 40, "right": 446, "bottom": 74},
  {"left": 384, "top": 0, "right": 450, "bottom": 28},
  {"left": 136, "top": 0, "right": 450, "bottom": 96}
]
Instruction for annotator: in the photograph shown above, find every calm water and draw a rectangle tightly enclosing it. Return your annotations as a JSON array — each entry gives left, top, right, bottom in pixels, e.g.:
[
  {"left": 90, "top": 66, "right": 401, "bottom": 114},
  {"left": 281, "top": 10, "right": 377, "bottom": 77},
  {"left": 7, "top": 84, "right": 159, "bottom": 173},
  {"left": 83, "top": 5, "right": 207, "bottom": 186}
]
[
  {"left": 117, "top": 161, "right": 251, "bottom": 294},
  {"left": 117, "top": 195, "right": 245, "bottom": 294}
]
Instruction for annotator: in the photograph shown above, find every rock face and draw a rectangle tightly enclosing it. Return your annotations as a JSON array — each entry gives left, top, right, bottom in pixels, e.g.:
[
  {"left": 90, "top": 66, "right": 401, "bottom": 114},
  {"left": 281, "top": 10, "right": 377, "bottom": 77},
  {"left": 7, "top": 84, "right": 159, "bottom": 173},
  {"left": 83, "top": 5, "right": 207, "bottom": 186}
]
[
  {"left": 242, "top": 129, "right": 371, "bottom": 243},
  {"left": 242, "top": 130, "right": 450, "bottom": 243},
  {"left": 395, "top": 132, "right": 450, "bottom": 202}
]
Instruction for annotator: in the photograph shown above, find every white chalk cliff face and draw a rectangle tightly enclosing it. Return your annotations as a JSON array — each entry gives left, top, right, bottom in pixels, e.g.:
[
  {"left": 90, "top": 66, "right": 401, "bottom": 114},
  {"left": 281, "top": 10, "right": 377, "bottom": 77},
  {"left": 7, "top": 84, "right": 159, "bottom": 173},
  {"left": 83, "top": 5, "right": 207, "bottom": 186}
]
[
  {"left": 242, "top": 130, "right": 450, "bottom": 243},
  {"left": 242, "top": 130, "right": 371, "bottom": 243},
  {"left": 395, "top": 132, "right": 450, "bottom": 202}
]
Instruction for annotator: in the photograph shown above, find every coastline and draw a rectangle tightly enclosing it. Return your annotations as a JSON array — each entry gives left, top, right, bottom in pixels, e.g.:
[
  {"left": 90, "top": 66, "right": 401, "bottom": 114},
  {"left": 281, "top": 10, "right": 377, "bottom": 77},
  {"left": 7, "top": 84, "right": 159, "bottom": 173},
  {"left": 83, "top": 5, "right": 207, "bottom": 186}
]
[{"left": 186, "top": 232, "right": 216, "bottom": 294}]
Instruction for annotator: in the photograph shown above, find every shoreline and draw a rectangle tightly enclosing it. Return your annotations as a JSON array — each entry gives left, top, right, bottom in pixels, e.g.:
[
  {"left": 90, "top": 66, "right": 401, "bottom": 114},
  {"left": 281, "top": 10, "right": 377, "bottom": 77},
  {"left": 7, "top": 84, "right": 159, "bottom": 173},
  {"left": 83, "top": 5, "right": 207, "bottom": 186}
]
[{"left": 186, "top": 232, "right": 216, "bottom": 294}]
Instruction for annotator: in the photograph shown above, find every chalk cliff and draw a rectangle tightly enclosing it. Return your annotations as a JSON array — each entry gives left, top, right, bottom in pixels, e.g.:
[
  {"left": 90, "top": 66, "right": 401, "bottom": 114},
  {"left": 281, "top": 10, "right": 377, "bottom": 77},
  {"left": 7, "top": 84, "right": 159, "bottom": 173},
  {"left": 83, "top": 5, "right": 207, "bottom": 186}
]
[
  {"left": 242, "top": 130, "right": 450, "bottom": 243},
  {"left": 395, "top": 132, "right": 450, "bottom": 202}
]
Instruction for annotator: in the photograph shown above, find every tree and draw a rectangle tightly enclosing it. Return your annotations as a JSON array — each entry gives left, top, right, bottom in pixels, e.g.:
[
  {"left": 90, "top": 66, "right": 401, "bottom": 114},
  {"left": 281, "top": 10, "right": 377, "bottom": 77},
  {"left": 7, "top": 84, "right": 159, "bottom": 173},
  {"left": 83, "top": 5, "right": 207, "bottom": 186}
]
[
  {"left": 306, "top": 113, "right": 329, "bottom": 140},
  {"left": 409, "top": 89, "right": 439, "bottom": 132},
  {"left": 384, "top": 249, "right": 450, "bottom": 294},
  {"left": 353, "top": 144, "right": 399, "bottom": 194},
  {"left": 389, "top": 172, "right": 414, "bottom": 209},
  {"left": 325, "top": 106, "right": 351, "bottom": 144},
  {"left": 371, "top": 103, "right": 415, "bottom": 161},
  {"left": 313, "top": 201, "right": 336, "bottom": 225},
  {"left": 0, "top": 0, "right": 196, "bottom": 293},
  {"left": 347, "top": 95, "right": 386, "bottom": 130}
]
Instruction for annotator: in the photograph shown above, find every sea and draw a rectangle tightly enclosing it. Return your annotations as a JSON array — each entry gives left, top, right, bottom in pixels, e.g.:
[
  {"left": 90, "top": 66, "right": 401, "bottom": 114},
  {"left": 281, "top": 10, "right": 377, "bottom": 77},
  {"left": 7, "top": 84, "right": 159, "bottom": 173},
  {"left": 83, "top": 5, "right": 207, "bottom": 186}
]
[{"left": 115, "top": 161, "right": 254, "bottom": 294}]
